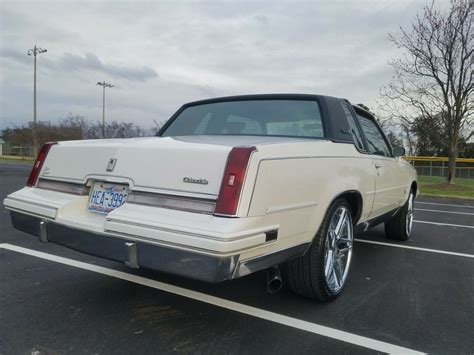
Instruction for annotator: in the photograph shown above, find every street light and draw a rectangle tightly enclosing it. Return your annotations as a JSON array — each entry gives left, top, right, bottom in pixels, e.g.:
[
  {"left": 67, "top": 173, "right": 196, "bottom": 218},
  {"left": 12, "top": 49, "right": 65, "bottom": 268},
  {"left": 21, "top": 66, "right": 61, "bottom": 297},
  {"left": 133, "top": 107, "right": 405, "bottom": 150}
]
[
  {"left": 27, "top": 45, "right": 47, "bottom": 155},
  {"left": 97, "top": 81, "right": 114, "bottom": 138}
]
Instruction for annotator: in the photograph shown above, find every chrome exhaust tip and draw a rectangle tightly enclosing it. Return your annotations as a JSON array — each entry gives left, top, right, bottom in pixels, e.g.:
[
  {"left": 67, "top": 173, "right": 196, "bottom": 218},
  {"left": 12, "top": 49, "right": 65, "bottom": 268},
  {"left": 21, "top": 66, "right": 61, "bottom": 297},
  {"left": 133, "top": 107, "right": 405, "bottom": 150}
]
[{"left": 266, "top": 266, "right": 283, "bottom": 294}]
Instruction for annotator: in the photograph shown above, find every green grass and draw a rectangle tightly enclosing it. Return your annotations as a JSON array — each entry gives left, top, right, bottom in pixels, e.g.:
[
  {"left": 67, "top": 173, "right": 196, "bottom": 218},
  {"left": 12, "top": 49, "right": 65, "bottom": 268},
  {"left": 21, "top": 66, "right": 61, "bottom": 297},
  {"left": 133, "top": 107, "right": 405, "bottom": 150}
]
[
  {"left": 0, "top": 156, "right": 34, "bottom": 164},
  {"left": 418, "top": 175, "right": 474, "bottom": 198}
]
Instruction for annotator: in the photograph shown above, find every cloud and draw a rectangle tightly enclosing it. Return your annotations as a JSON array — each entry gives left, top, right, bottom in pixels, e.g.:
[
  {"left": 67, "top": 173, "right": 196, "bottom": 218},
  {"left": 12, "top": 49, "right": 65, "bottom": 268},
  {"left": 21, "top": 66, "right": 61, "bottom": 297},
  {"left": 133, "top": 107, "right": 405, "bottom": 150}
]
[
  {"left": 0, "top": 49, "right": 158, "bottom": 82},
  {"left": 253, "top": 15, "right": 269, "bottom": 25},
  {"left": 0, "top": 0, "right": 441, "bottom": 130},
  {"left": 0, "top": 48, "right": 31, "bottom": 65},
  {"left": 55, "top": 52, "right": 158, "bottom": 82}
]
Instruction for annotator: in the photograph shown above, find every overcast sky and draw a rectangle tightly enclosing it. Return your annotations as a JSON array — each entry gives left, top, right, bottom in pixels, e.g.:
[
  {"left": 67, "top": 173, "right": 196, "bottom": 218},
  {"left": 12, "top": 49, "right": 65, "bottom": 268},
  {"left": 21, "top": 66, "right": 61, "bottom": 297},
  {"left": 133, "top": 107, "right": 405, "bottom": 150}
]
[{"left": 0, "top": 0, "right": 449, "bottom": 130}]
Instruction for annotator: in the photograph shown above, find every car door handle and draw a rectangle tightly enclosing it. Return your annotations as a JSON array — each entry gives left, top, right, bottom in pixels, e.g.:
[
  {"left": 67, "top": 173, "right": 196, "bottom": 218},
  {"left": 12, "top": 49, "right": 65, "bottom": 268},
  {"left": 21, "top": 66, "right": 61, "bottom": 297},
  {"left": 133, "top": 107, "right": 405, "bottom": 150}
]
[{"left": 375, "top": 164, "right": 382, "bottom": 169}]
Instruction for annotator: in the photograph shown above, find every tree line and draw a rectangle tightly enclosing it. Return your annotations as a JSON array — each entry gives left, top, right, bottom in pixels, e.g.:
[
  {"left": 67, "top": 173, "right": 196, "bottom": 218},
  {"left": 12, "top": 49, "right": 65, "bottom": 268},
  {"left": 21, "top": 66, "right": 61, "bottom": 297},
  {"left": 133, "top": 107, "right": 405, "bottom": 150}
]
[{"left": 2, "top": 114, "right": 162, "bottom": 155}]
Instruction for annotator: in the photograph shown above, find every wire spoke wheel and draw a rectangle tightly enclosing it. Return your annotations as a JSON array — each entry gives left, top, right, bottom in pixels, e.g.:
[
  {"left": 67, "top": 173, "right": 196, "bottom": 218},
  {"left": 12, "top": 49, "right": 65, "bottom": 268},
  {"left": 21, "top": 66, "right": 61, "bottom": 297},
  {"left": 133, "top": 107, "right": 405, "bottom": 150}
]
[{"left": 324, "top": 206, "right": 353, "bottom": 294}]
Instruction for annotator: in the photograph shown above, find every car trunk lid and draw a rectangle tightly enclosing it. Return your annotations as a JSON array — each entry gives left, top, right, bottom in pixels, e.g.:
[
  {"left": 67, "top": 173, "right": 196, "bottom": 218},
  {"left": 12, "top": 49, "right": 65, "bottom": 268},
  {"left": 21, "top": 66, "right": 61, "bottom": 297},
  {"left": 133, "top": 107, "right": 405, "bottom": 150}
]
[{"left": 40, "top": 137, "right": 234, "bottom": 197}]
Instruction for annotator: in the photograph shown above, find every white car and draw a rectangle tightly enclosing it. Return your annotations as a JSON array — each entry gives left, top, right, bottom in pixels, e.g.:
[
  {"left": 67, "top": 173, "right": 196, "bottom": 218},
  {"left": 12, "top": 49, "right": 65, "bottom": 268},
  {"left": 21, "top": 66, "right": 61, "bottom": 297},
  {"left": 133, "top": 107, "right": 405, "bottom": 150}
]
[{"left": 4, "top": 94, "right": 417, "bottom": 301}]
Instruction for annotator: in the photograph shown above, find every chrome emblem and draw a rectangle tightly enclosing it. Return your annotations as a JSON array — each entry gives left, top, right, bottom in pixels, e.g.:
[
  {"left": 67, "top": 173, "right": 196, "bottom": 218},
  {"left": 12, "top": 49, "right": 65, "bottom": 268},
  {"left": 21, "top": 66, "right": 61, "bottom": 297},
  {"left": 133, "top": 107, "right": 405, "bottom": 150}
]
[
  {"left": 106, "top": 158, "right": 117, "bottom": 172},
  {"left": 183, "top": 177, "right": 209, "bottom": 185}
]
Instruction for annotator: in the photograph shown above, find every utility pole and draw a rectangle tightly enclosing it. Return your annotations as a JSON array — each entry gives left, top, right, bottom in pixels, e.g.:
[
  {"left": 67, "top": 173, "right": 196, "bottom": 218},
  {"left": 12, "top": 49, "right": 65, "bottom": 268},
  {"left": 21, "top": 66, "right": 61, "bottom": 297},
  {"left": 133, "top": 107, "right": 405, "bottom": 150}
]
[
  {"left": 27, "top": 45, "right": 47, "bottom": 155},
  {"left": 97, "top": 81, "right": 114, "bottom": 138}
]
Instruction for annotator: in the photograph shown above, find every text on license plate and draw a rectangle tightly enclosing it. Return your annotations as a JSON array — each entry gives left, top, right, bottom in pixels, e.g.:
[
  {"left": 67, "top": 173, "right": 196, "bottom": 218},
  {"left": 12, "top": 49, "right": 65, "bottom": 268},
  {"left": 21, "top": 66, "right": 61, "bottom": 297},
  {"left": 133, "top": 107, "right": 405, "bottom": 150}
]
[{"left": 88, "top": 182, "right": 129, "bottom": 214}]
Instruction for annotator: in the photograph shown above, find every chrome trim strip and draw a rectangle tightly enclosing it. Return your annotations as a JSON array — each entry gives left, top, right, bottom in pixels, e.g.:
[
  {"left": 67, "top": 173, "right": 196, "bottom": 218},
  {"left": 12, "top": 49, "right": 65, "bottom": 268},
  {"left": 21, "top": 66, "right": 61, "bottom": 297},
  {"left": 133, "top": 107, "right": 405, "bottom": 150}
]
[
  {"left": 37, "top": 179, "right": 89, "bottom": 195},
  {"left": 38, "top": 175, "right": 83, "bottom": 183},
  {"left": 127, "top": 191, "right": 216, "bottom": 215},
  {"left": 132, "top": 184, "right": 217, "bottom": 198}
]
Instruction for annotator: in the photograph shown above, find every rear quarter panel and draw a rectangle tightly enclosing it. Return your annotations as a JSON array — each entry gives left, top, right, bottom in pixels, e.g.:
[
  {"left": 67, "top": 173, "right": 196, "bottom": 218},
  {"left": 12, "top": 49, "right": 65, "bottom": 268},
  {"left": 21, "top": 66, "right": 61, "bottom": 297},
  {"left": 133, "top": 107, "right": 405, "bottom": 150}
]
[{"left": 243, "top": 141, "right": 375, "bottom": 248}]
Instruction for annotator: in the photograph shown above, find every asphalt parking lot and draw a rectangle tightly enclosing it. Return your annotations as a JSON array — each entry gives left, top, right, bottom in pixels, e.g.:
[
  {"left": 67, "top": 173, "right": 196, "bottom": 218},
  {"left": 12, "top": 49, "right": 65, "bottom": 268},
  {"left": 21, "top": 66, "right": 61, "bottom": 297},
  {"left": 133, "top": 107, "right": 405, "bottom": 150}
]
[{"left": 1, "top": 162, "right": 473, "bottom": 355}]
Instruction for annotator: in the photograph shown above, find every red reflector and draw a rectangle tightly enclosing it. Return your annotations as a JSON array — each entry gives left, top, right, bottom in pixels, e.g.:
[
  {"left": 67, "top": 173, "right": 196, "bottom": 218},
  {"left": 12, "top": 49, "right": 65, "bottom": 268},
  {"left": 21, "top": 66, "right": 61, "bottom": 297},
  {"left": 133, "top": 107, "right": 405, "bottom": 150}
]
[
  {"left": 26, "top": 142, "right": 57, "bottom": 187},
  {"left": 215, "top": 146, "right": 256, "bottom": 216}
]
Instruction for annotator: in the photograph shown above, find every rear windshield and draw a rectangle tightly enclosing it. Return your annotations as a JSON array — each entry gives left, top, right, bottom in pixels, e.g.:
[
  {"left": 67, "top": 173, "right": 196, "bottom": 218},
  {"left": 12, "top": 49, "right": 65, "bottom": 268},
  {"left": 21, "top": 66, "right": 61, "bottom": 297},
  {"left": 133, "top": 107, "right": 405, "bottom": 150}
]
[{"left": 160, "top": 100, "right": 324, "bottom": 139}]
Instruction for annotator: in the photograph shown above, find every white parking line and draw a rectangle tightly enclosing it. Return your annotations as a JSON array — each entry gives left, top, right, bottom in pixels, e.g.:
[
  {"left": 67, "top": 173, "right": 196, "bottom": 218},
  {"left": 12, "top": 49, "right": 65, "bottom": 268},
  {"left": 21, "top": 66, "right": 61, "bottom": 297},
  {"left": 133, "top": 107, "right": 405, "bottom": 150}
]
[
  {"left": 417, "top": 208, "right": 474, "bottom": 216},
  {"left": 414, "top": 220, "right": 474, "bottom": 229},
  {"left": 0, "top": 243, "right": 424, "bottom": 355},
  {"left": 355, "top": 239, "right": 474, "bottom": 259},
  {"left": 416, "top": 201, "right": 474, "bottom": 209}
]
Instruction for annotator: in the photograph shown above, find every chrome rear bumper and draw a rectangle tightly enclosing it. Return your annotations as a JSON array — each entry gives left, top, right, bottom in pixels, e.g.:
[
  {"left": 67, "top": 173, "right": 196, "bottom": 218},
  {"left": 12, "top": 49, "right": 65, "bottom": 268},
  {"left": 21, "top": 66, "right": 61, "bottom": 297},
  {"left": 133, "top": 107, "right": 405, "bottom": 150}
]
[{"left": 9, "top": 211, "right": 309, "bottom": 282}]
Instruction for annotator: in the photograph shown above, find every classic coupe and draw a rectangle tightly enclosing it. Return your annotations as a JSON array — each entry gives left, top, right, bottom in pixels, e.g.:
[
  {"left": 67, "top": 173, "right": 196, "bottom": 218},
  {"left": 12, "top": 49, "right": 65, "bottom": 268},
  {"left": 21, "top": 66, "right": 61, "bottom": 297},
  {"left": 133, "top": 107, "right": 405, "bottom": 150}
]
[{"left": 4, "top": 94, "right": 417, "bottom": 301}]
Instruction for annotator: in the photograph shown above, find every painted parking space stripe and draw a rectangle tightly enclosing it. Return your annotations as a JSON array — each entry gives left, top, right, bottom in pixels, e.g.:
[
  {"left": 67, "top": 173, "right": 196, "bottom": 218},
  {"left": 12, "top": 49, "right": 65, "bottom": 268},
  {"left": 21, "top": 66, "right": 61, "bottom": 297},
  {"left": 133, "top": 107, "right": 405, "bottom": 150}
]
[
  {"left": 414, "top": 220, "right": 474, "bottom": 229},
  {"left": 417, "top": 208, "right": 474, "bottom": 216},
  {"left": 0, "top": 243, "right": 424, "bottom": 355},
  {"left": 355, "top": 239, "right": 474, "bottom": 259},
  {"left": 416, "top": 201, "right": 474, "bottom": 209}
]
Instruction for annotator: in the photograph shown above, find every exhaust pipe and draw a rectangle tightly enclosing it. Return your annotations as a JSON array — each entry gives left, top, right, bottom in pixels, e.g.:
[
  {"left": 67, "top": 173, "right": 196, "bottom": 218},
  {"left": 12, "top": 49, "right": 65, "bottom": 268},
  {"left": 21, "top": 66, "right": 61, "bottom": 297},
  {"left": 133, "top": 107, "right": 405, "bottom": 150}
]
[{"left": 266, "top": 266, "right": 283, "bottom": 294}]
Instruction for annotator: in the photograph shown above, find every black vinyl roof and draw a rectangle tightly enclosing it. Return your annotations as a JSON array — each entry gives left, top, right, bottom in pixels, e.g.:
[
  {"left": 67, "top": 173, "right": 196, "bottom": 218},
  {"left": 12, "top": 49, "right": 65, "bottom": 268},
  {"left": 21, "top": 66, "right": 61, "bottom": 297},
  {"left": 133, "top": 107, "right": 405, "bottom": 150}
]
[{"left": 158, "top": 93, "right": 376, "bottom": 144}]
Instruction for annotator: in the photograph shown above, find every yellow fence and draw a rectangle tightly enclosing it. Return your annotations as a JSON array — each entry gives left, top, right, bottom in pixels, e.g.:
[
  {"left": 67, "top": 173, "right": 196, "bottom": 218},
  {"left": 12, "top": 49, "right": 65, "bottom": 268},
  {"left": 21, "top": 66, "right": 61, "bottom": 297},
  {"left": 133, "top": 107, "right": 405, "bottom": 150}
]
[
  {"left": 403, "top": 156, "right": 474, "bottom": 179},
  {"left": 404, "top": 156, "right": 474, "bottom": 163}
]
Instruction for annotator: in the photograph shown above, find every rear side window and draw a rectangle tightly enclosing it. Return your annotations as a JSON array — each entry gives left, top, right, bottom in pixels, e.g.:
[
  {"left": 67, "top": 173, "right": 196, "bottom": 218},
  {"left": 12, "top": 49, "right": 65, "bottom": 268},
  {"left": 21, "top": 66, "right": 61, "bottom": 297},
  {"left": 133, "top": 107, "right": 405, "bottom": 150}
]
[
  {"left": 340, "top": 102, "right": 364, "bottom": 150},
  {"left": 357, "top": 116, "right": 392, "bottom": 157}
]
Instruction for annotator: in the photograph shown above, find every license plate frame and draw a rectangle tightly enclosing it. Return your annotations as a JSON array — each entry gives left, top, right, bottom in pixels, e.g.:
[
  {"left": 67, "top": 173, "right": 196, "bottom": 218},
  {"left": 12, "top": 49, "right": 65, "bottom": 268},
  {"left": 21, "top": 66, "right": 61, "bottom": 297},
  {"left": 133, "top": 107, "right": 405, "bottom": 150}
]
[{"left": 88, "top": 182, "right": 129, "bottom": 214}]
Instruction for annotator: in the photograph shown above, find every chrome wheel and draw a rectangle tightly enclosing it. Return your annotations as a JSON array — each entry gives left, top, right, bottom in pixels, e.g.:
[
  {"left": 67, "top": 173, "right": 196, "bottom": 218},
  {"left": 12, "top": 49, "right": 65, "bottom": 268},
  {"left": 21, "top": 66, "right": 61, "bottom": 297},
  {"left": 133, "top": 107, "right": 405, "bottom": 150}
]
[
  {"left": 324, "top": 206, "right": 353, "bottom": 294},
  {"left": 405, "top": 193, "right": 414, "bottom": 236}
]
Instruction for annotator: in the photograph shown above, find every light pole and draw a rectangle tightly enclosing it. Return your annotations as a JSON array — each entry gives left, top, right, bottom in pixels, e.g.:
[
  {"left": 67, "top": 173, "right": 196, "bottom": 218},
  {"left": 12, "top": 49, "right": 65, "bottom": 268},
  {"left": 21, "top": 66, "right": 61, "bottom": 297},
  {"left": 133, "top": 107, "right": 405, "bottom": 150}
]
[
  {"left": 97, "top": 81, "right": 114, "bottom": 138},
  {"left": 27, "top": 45, "right": 47, "bottom": 155}
]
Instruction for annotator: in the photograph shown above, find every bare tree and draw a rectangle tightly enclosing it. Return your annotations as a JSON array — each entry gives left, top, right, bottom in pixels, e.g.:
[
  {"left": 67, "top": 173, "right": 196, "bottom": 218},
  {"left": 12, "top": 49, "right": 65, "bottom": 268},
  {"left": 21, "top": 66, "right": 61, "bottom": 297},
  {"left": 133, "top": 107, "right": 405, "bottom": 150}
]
[
  {"left": 381, "top": 0, "right": 473, "bottom": 184},
  {"left": 400, "top": 123, "right": 417, "bottom": 156},
  {"left": 60, "top": 113, "right": 89, "bottom": 139},
  {"left": 152, "top": 119, "right": 165, "bottom": 135}
]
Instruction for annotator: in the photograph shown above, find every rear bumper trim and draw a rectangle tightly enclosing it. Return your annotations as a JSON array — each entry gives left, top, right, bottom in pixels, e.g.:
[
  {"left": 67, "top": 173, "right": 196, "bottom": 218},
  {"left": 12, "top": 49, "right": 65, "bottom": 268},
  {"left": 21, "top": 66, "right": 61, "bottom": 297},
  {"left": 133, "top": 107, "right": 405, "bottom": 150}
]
[
  {"left": 9, "top": 211, "right": 309, "bottom": 283},
  {"left": 10, "top": 211, "right": 238, "bottom": 282}
]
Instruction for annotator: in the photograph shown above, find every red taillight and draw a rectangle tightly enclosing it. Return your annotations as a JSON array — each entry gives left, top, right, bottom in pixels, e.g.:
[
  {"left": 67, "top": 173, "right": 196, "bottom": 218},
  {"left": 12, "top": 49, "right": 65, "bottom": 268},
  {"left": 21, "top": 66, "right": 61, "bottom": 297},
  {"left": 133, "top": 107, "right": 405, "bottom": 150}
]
[
  {"left": 214, "top": 146, "right": 256, "bottom": 216},
  {"left": 26, "top": 142, "right": 57, "bottom": 187}
]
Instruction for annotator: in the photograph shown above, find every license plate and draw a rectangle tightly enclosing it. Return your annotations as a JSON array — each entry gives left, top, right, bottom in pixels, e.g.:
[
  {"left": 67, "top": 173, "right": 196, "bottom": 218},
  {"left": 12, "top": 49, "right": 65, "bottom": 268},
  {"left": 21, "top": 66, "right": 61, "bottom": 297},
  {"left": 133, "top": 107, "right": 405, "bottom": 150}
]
[{"left": 88, "top": 182, "right": 129, "bottom": 214}]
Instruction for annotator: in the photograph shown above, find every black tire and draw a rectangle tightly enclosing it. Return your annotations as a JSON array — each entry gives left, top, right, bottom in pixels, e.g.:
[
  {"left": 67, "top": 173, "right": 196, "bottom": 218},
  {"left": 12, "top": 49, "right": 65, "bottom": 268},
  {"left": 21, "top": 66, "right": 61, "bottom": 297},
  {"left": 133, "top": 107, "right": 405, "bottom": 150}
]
[
  {"left": 385, "top": 192, "right": 414, "bottom": 241},
  {"left": 284, "top": 198, "right": 354, "bottom": 302}
]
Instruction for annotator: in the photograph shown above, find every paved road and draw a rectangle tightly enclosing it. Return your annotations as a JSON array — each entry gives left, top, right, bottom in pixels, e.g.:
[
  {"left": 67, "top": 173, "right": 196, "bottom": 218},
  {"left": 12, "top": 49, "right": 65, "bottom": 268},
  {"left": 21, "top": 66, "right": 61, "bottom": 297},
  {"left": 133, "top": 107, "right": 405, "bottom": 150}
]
[{"left": 1, "top": 162, "right": 473, "bottom": 354}]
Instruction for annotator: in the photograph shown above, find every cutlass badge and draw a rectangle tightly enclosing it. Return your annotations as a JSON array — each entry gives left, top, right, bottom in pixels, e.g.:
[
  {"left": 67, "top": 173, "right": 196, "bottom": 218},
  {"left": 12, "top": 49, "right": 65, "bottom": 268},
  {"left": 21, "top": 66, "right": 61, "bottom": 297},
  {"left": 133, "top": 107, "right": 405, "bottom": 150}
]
[{"left": 183, "top": 177, "right": 209, "bottom": 185}]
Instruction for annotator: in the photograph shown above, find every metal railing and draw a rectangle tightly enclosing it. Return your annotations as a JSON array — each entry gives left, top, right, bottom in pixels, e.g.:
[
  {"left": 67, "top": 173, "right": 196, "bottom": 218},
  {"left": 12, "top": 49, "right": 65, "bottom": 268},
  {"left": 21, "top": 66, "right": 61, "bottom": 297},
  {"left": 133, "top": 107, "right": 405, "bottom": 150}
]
[
  {"left": 403, "top": 156, "right": 474, "bottom": 179},
  {"left": 1, "top": 143, "right": 33, "bottom": 158}
]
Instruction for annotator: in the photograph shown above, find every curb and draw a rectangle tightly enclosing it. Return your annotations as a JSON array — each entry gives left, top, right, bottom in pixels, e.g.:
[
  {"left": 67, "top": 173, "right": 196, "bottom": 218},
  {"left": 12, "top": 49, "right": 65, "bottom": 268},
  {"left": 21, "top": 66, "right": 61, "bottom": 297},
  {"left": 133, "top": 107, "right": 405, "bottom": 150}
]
[{"left": 419, "top": 193, "right": 474, "bottom": 201}]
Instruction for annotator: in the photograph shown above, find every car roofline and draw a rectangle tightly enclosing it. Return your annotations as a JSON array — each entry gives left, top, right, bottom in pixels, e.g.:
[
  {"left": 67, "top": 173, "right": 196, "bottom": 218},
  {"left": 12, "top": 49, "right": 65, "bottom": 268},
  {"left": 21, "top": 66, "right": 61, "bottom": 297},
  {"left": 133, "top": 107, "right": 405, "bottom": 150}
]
[{"left": 180, "top": 93, "right": 342, "bottom": 108}]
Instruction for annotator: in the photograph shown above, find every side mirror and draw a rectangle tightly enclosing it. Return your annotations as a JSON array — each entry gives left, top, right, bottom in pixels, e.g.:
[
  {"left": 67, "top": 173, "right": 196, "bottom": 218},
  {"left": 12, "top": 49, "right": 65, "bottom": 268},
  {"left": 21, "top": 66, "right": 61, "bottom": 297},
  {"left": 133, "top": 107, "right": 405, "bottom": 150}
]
[{"left": 393, "top": 146, "right": 406, "bottom": 157}]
